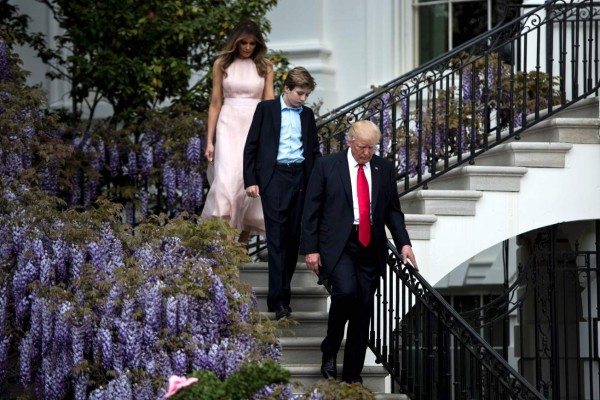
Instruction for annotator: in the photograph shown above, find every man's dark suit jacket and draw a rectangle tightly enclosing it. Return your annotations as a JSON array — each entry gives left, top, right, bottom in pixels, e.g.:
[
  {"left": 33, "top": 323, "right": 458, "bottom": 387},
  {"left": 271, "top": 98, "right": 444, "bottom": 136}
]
[
  {"left": 300, "top": 149, "right": 412, "bottom": 278},
  {"left": 243, "top": 98, "right": 321, "bottom": 191}
]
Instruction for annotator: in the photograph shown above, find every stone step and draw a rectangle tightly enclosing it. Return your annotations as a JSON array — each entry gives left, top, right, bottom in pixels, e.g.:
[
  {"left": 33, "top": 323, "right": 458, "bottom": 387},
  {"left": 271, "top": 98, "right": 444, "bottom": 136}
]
[
  {"left": 473, "top": 142, "right": 572, "bottom": 168},
  {"left": 519, "top": 117, "right": 600, "bottom": 144},
  {"left": 253, "top": 286, "right": 329, "bottom": 312},
  {"left": 375, "top": 394, "right": 411, "bottom": 400},
  {"left": 279, "top": 337, "right": 344, "bottom": 364},
  {"left": 554, "top": 96, "right": 599, "bottom": 119},
  {"left": 400, "top": 190, "right": 483, "bottom": 216},
  {"left": 403, "top": 214, "right": 437, "bottom": 240},
  {"left": 239, "top": 262, "right": 322, "bottom": 288},
  {"left": 285, "top": 364, "right": 388, "bottom": 394},
  {"left": 427, "top": 165, "right": 528, "bottom": 192}
]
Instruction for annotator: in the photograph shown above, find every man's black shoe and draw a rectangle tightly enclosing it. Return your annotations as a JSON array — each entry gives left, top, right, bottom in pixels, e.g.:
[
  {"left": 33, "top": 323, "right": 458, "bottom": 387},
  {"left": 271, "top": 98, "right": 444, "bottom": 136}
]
[
  {"left": 284, "top": 305, "right": 292, "bottom": 313},
  {"left": 274, "top": 304, "right": 290, "bottom": 320},
  {"left": 320, "top": 354, "right": 337, "bottom": 380}
]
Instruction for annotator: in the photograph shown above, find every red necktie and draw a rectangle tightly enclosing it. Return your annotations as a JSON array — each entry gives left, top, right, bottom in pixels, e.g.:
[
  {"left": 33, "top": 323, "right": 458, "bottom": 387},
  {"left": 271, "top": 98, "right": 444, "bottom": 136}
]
[{"left": 357, "top": 164, "right": 370, "bottom": 247}]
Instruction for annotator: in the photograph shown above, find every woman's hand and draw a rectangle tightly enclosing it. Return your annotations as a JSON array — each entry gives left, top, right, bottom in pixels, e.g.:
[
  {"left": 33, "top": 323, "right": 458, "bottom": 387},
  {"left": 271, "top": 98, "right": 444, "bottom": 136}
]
[
  {"left": 205, "top": 142, "right": 215, "bottom": 165},
  {"left": 245, "top": 185, "right": 260, "bottom": 198}
]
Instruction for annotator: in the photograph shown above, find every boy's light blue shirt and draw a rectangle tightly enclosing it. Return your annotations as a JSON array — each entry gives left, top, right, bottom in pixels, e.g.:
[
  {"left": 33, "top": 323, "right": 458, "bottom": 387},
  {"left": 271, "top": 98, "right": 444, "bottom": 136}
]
[{"left": 277, "top": 95, "right": 304, "bottom": 163}]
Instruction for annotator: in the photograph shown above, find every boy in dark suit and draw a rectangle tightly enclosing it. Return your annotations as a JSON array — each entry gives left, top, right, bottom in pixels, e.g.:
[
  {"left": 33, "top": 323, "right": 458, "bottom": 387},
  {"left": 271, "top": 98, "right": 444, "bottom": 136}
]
[
  {"left": 300, "top": 120, "right": 418, "bottom": 384},
  {"left": 243, "top": 67, "right": 321, "bottom": 320}
]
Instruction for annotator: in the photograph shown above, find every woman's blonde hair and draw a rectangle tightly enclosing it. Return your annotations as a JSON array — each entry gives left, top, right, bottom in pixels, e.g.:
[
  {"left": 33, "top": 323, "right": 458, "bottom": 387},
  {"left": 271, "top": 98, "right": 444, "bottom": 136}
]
[{"left": 217, "top": 19, "right": 270, "bottom": 77}]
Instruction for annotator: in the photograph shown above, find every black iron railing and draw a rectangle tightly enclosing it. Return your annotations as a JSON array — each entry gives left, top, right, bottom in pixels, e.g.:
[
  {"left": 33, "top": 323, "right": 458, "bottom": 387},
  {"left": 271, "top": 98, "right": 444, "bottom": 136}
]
[
  {"left": 316, "top": 0, "right": 600, "bottom": 196},
  {"left": 453, "top": 222, "right": 600, "bottom": 399},
  {"left": 339, "top": 0, "right": 600, "bottom": 398},
  {"left": 375, "top": 244, "right": 546, "bottom": 399},
  {"left": 374, "top": 223, "right": 600, "bottom": 399}
]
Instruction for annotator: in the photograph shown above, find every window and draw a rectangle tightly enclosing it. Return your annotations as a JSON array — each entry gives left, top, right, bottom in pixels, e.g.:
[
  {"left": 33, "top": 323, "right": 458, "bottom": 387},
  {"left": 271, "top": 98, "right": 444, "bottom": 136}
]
[{"left": 414, "top": 0, "right": 523, "bottom": 65}]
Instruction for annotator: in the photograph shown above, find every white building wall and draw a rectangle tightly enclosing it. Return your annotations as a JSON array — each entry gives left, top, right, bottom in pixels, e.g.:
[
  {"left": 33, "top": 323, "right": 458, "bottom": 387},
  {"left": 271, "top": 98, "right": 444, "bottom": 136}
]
[
  {"left": 267, "top": 0, "right": 412, "bottom": 112},
  {"left": 415, "top": 142, "right": 600, "bottom": 287},
  {"left": 15, "top": 1, "right": 59, "bottom": 105}
]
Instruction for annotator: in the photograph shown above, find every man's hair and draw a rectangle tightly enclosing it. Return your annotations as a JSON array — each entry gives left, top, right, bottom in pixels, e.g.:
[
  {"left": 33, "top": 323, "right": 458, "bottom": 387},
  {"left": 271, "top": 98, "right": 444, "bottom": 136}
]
[
  {"left": 348, "top": 120, "right": 381, "bottom": 143},
  {"left": 283, "top": 66, "right": 316, "bottom": 91}
]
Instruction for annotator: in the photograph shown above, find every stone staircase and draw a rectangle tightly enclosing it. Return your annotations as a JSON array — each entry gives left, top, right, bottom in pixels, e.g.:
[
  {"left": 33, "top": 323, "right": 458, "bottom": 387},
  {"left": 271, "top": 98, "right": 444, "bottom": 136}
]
[
  {"left": 239, "top": 96, "right": 599, "bottom": 399},
  {"left": 402, "top": 97, "right": 599, "bottom": 234},
  {"left": 401, "top": 97, "right": 600, "bottom": 285},
  {"left": 239, "top": 261, "right": 406, "bottom": 399}
]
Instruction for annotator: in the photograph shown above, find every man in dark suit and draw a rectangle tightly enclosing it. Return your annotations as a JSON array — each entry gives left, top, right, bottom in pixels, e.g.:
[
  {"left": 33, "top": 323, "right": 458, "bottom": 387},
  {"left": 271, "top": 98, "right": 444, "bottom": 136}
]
[
  {"left": 243, "top": 67, "right": 321, "bottom": 320},
  {"left": 300, "top": 120, "right": 418, "bottom": 384}
]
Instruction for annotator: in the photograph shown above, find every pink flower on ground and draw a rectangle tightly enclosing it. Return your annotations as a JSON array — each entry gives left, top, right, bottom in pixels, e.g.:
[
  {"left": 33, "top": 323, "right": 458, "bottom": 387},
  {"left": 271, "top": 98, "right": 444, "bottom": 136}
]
[
  {"left": 148, "top": 11, "right": 155, "bottom": 18},
  {"left": 165, "top": 376, "right": 199, "bottom": 398}
]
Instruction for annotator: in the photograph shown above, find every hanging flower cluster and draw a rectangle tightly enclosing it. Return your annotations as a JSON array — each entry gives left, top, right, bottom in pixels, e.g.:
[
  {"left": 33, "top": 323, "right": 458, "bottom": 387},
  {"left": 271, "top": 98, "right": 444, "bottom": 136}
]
[
  {"left": 0, "top": 40, "right": 11, "bottom": 82},
  {"left": 0, "top": 184, "right": 282, "bottom": 399},
  {"left": 58, "top": 117, "right": 207, "bottom": 225},
  {"left": 0, "top": 41, "right": 288, "bottom": 399},
  {"left": 318, "top": 52, "right": 562, "bottom": 182}
]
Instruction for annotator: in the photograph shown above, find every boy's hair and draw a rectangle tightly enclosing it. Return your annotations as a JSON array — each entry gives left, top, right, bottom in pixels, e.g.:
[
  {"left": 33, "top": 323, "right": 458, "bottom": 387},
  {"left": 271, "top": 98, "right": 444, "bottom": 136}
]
[{"left": 283, "top": 67, "right": 316, "bottom": 90}]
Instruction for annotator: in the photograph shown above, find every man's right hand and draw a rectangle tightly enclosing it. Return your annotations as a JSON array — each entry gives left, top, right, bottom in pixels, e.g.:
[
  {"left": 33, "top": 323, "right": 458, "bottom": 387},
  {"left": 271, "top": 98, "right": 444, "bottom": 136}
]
[{"left": 305, "top": 253, "right": 321, "bottom": 274}]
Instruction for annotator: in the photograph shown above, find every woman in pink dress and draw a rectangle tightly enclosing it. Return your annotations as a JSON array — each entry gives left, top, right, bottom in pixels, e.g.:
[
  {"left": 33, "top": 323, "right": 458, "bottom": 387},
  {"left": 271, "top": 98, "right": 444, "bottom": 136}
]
[{"left": 201, "top": 20, "right": 274, "bottom": 243}]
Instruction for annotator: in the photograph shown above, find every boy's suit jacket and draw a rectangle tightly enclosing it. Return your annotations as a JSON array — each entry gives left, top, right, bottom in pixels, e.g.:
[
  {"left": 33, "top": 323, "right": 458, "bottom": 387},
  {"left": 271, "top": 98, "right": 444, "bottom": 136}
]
[{"left": 243, "top": 98, "right": 321, "bottom": 192}]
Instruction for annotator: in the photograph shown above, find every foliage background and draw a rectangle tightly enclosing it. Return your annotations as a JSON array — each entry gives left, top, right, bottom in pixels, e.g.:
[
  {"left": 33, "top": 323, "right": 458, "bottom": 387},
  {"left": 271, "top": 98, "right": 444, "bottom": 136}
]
[
  {"left": 25, "top": 0, "right": 280, "bottom": 124},
  {"left": 0, "top": 0, "right": 304, "bottom": 398},
  {"left": 0, "top": 0, "right": 292, "bottom": 224}
]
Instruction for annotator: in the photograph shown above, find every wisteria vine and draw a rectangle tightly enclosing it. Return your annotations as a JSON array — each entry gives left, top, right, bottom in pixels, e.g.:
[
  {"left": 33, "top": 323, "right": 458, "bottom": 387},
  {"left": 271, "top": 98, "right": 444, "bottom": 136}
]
[{"left": 0, "top": 38, "right": 293, "bottom": 400}]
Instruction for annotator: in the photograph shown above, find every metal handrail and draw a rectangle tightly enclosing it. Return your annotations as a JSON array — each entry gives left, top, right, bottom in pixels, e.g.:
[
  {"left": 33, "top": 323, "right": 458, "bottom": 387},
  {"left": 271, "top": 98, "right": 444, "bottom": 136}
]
[
  {"left": 376, "top": 242, "right": 546, "bottom": 399},
  {"left": 309, "top": 0, "right": 600, "bottom": 398},
  {"left": 315, "top": 0, "right": 600, "bottom": 197}
]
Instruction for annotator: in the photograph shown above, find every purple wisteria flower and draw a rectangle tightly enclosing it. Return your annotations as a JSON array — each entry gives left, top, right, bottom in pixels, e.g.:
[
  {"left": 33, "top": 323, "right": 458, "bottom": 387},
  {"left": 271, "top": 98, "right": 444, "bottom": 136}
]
[
  {"left": 69, "top": 243, "right": 86, "bottom": 281},
  {"left": 163, "top": 163, "right": 177, "bottom": 210},
  {"left": 172, "top": 349, "right": 187, "bottom": 376},
  {"left": 513, "top": 111, "right": 523, "bottom": 129},
  {"left": 0, "top": 336, "right": 10, "bottom": 383},
  {"left": 165, "top": 296, "right": 179, "bottom": 334},
  {"left": 398, "top": 144, "right": 427, "bottom": 178},
  {"left": 19, "top": 333, "right": 34, "bottom": 386},
  {"left": 73, "top": 373, "right": 89, "bottom": 399},
  {"left": 138, "top": 189, "right": 149, "bottom": 218},
  {"left": 97, "top": 327, "right": 113, "bottom": 371},
  {"left": 0, "top": 40, "right": 11, "bottom": 82},
  {"left": 210, "top": 275, "right": 230, "bottom": 326},
  {"left": 153, "top": 137, "right": 167, "bottom": 165},
  {"left": 72, "top": 326, "right": 85, "bottom": 367},
  {"left": 140, "top": 141, "right": 153, "bottom": 178},
  {"left": 108, "top": 143, "right": 120, "bottom": 178},
  {"left": 127, "top": 150, "right": 137, "bottom": 178},
  {"left": 462, "top": 69, "right": 482, "bottom": 106},
  {"left": 133, "top": 378, "right": 154, "bottom": 400},
  {"left": 252, "top": 383, "right": 278, "bottom": 399},
  {"left": 99, "top": 374, "right": 133, "bottom": 400},
  {"left": 2, "top": 183, "right": 277, "bottom": 399},
  {"left": 186, "top": 136, "right": 202, "bottom": 166}
]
